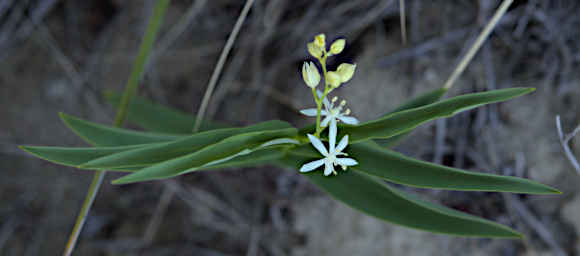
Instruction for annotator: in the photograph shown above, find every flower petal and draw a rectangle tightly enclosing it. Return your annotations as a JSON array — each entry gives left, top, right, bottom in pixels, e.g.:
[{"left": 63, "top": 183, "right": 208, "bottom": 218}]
[
  {"left": 338, "top": 115, "right": 359, "bottom": 125},
  {"left": 336, "top": 135, "right": 349, "bottom": 152},
  {"left": 336, "top": 157, "right": 358, "bottom": 166},
  {"left": 321, "top": 116, "right": 331, "bottom": 127},
  {"left": 324, "top": 162, "right": 334, "bottom": 176},
  {"left": 323, "top": 95, "right": 330, "bottom": 108},
  {"left": 299, "top": 108, "right": 318, "bottom": 116},
  {"left": 329, "top": 119, "right": 337, "bottom": 152},
  {"left": 307, "top": 134, "right": 328, "bottom": 156},
  {"left": 300, "top": 159, "right": 325, "bottom": 173}
]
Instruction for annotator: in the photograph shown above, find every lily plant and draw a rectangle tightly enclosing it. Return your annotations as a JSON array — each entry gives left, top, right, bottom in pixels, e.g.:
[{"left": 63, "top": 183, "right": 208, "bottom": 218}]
[{"left": 21, "top": 33, "right": 560, "bottom": 239}]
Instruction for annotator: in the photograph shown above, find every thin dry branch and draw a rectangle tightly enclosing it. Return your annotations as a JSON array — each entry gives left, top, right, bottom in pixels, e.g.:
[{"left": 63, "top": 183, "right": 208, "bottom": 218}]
[
  {"left": 556, "top": 115, "right": 580, "bottom": 174},
  {"left": 503, "top": 194, "right": 566, "bottom": 256},
  {"left": 443, "top": 0, "right": 513, "bottom": 90},
  {"left": 144, "top": 0, "right": 256, "bottom": 245}
]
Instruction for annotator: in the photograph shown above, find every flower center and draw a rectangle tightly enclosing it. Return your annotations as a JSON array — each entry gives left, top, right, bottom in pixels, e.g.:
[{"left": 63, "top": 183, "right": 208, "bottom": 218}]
[
  {"left": 327, "top": 152, "right": 337, "bottom": 164},
  {"left": 330, "top": 108, "right": 340, "bottom": 117}
]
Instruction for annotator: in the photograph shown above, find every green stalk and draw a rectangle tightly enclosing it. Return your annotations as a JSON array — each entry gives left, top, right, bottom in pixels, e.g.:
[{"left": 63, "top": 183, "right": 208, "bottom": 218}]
[
  {"left": 62, "top": 1, "right": 170, "bottom": 255},
  {"left": 314, "top": 54, "right": 329, "bottom": 137}
]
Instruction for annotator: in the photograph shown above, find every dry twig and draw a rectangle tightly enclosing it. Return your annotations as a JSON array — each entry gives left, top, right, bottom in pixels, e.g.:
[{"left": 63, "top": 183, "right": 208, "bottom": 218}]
[{"left": 556, "top": 115, "right": 580, "bottom": 174}]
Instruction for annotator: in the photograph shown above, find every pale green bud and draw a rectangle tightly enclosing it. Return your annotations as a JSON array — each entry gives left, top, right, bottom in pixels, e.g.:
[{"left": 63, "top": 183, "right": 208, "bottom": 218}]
[
  {"left": 326, "top": 71, "right": 342, "bottom": 88},
  {"left": 307, "top": 42, "right": 323, "bottom": 58},
  {"left": 329, "top": 39, "right": 346, "bottom": 55},
  {"left": 336, "top": 63, "right": 356, "bottom": 83},
  {"left": 302, "top": 61, "right": 321, "bottom": 88}
]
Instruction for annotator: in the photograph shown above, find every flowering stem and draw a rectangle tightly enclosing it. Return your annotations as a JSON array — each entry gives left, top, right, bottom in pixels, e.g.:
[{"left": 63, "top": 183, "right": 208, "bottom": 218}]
[
  {"left": 314, "top": 53, "right": 329, "bottom": 137},
  {"left": 312, "top": 88, "right": 322, "bottom": 136}
]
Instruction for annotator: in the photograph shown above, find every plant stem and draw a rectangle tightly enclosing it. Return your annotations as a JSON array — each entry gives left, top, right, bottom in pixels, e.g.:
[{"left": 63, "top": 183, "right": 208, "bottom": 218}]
[
  {"left": 62, "top": 1, "right": 170, "bottom": 255},
  {"left": 314, "top": 54, "right": 329, "bottom": 137},
  {"left": 312, "top": 88, "right": 321, "bottom": 135},
  {"left": 62, "top": 171, "right": 104, "bottom": 256}
]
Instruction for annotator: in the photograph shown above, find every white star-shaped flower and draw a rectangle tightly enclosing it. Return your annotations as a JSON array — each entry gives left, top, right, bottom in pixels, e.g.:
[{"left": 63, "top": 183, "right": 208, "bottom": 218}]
[
  {"left": 299, "top": 121, "right": 358, "bottom": 176},
  {"left": 300, "top": 91, "right": 359, "bottom": 127}
]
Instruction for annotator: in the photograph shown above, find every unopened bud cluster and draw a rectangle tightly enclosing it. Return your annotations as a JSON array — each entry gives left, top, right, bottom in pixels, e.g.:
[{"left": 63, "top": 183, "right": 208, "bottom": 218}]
[{"left": 301, "top": 33, "right": 356, "bottom": 90}]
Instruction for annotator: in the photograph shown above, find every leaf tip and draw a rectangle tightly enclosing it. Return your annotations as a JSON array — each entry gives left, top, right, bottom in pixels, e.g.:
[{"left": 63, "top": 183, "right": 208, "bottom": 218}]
[
  {"left": 76, "top": 164, "right": 91, "bottom": 169},
  {"left": 58, "top": 112, "right": 75, "bottom": 125},
  {"left": 77, "top": 160, "right": 104, "bottom": 169},
  {"left": 111, "top": 178, "right": 129, "bottom": 185},
  {"left": 18, "top": 145, "right": 35, "bottom": 156},
  {"left": 102, "top": 89, "right": 114, "bottom": 98},
  {"left": 112, "top": 173, "right": 150, "bottom": 185},
  {"left": 536, "top": 183, "right": 561, "bottom": 195},
  {"left": 18, "top": 145, "right": 37, "bottom": 155}
]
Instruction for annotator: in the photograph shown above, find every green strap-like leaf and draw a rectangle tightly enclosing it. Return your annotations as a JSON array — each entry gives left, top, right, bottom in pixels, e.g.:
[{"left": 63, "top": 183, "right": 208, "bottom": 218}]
[
  {"left": 20, "top": 144, "right": 283, "bottom": 173},
  {"left": 347, "top": 142, "right": 560, "bottom": 194},
  {"left": 190, "top": 147, "right": 285, "bottom": 172},
  {"left": 19, "top": 144, "right": 151, "bottom": 171},
  {"left": 59, "top": 112, "right": 183, "bottom": 147},
  {"left": 286, "top": 142, "right": 559, "bottom": 194},
  {"left": 104, "top": 90, "right": 227, "bottom": 134},
  {"left": 343, "top": 88, "right": 534, "bottom": 143},
  {"left": 385, "top": 88, "right": 448, "bottom": 116},
  {"left": 80, "top": 120, "right": 293, "bottom": 169},
  {"left": 278, "top": 154, "right": 521, "bottom": 238},
  {"left": 375, "top": 88, "right": 447, "bottom": 147},
  {"left": 112, "top": 128, "right": 298, "bottom": 184}
]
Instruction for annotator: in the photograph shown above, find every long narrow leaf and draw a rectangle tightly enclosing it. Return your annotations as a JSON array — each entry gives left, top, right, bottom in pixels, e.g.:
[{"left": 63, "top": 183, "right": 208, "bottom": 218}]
[
  {"left": 278, "top": 154, "right": 521, "bottom": 238},
  {"left": 347, "top": 142, "right": 560, "bottom": 194},
  {"left": 191, "top": 147, "right": 285, "bottom": 172},
  {"left": 113, "top": 128, "right": 297, "bottom": 184},
  {"left": 19, "top": 144, "right": 152, "bottom": 170},
  {"left": 59, "top": 112, "right": 183, "bottom": 147},
  {"left": 104, "top": 90, "right": 227, "bottom": 134},
  {"left": 81, "top": 120, "right": 292, "bottom": 169},
  {"left": 343, "top": 88, "right": 534, "bottom": 143},
  {"left": 385, "top": 88, "right": 448, "bottom": 116},
  {"left": 375, "top": 88, "right": 447, "bottom": 147}
]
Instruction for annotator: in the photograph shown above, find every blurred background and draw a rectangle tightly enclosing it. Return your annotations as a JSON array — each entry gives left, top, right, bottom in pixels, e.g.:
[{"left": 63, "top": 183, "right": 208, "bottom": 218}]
[{"left": 1, "top": 0, "right": 579, "bottom": 255}]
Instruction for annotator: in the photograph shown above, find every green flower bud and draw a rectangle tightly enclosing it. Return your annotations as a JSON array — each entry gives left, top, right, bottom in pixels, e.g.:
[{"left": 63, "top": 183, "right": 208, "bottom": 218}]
[
  {"left": 326, "top": 71, "right": 342, "bottom": 88},
  {"left": 329, "top": 39, "right": 346, "bottom": 55},
  {"left": 302, "top": 61, "right": 321, "bottom": 88},
  {"left": 336, "top": 63, "right": 356, "bottom": 83}
]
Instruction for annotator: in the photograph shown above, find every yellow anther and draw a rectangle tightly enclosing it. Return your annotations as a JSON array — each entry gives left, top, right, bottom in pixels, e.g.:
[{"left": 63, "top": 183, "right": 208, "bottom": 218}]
[
  {"left": 314, "top": 34, "right": 326, "bottom": 49},
  {"left": 340, "top": 100, "right": 346, "bottom": 106},
  {"left": 332, "top": 96, "right": 338, "bottom": 103},
  {"left": 345, "top": 109, "right": 351, "bottom": 115}
]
